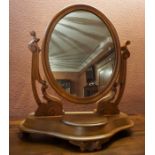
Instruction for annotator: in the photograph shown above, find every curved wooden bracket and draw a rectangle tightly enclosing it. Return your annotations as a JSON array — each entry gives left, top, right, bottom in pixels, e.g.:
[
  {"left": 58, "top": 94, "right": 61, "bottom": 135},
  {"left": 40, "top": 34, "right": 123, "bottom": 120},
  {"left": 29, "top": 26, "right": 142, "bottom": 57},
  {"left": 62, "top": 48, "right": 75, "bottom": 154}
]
[
  {"left": 96, "top": 41, "right": 131, "bottom": 115},
  {"left": 28, "top": 31, "right": 64, "bottom": 116}
]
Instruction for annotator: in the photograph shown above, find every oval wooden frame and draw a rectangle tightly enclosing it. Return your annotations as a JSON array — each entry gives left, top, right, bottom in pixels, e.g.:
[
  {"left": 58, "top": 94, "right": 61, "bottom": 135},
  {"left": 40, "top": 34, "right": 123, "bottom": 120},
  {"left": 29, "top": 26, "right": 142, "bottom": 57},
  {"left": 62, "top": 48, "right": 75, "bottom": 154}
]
[{"left": 41, "top": 4, "right": 121, "bottom": 104}]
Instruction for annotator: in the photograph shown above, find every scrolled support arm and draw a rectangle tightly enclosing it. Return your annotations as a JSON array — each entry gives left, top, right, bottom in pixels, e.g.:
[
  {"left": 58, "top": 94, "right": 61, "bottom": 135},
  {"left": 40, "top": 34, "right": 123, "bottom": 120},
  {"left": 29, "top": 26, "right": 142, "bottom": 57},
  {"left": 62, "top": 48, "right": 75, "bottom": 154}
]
[{"left": 28, "top": 31, "right": 63, "bottom": 116}]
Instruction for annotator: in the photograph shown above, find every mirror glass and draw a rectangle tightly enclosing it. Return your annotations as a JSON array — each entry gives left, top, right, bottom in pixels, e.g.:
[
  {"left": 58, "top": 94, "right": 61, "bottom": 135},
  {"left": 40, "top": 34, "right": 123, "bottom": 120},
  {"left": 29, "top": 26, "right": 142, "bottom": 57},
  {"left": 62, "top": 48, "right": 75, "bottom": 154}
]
[{"left": 48, "top": 10, "right": 115, "bottom": 97}]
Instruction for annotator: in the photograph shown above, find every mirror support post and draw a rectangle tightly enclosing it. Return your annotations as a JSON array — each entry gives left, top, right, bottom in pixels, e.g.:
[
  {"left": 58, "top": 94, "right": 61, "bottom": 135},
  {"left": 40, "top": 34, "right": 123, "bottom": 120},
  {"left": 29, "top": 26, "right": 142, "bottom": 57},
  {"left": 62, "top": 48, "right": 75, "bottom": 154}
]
[
  {"left": 28, "top": 31, "right": 64, "bottom": 116},
  {"left": 114, "top": 41, "right": 131, "bottom": 105}
]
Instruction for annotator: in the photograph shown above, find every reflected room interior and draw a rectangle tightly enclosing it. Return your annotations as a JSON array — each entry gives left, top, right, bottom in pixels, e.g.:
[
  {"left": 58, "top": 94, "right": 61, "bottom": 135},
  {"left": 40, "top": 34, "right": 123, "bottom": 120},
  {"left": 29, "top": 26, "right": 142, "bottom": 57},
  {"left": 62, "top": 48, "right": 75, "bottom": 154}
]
[{"left": 49, "top": 10, "right": 115, "bottom": 97}]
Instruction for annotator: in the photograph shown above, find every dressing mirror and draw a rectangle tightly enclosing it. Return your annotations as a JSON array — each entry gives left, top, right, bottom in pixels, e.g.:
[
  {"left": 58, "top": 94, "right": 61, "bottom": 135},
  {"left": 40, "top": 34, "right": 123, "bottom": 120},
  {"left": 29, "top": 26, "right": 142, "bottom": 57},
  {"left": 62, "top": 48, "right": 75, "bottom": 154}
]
[
  {"left": 42, "top": 5, "right": 121, "bottom": 104},
  {"left": 20, "top": 5, "right": 134, "bottom": 151}
]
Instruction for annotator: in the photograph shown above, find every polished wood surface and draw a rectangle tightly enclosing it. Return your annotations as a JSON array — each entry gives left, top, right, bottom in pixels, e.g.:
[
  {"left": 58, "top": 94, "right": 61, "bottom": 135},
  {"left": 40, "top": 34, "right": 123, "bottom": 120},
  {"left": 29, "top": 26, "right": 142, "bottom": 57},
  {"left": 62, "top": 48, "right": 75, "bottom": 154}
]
[{"left": 10, "top": 115, "right": 144, "bottom": 155}]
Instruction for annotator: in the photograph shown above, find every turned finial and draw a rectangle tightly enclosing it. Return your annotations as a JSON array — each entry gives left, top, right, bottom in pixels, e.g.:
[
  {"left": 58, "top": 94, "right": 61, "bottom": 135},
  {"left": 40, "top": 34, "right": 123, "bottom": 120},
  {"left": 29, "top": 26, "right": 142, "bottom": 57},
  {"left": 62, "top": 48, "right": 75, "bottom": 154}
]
[
  {"left": 30, "top": 31, "right": 40, "bottom": 43},
  {"left": 28, "top": 31, "right": 40, "bottom": 52},
  {"left": 121, "top": 40, "right": 131, "bottom": 59}
]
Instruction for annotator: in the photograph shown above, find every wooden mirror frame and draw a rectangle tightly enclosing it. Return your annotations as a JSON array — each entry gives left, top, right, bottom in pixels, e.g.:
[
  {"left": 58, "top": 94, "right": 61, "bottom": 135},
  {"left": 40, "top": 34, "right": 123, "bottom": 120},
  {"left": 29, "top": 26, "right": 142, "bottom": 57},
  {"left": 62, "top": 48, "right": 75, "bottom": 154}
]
[
  {"left": 42, "top": 4, "right": 121, "bottom": 104},
  {"left": 20, "top": 4, "right": 133, "bottom": 152}
]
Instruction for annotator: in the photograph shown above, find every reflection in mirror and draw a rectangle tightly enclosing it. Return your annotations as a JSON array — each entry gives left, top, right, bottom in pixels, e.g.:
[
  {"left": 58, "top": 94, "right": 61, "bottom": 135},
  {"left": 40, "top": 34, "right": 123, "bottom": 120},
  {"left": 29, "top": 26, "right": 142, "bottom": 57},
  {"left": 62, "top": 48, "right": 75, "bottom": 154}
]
[{"left": 48, "top": 10, "right": 115, "bottom": 97}]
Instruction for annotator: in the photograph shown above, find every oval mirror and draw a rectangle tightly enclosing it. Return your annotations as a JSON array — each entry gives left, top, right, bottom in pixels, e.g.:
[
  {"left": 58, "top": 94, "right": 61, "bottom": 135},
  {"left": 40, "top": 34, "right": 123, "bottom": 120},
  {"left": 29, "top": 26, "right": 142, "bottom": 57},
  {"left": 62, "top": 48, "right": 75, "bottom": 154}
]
[{"left": 42, "top": 5, "right": 120, "bottom": 103}]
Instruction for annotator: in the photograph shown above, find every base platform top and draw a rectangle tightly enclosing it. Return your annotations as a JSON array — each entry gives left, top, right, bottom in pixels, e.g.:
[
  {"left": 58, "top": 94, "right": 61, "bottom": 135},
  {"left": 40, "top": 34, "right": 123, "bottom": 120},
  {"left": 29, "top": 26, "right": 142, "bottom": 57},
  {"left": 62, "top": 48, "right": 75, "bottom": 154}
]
[{"left": 62, "top": 113, "right": 108, "bottom": 127}]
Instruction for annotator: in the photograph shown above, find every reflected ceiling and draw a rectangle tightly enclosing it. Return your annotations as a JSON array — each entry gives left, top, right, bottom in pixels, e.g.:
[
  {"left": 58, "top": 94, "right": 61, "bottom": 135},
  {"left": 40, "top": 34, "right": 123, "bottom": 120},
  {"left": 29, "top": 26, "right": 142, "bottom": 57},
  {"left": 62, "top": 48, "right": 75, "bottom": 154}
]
[{"left": 49, "top": 11, "right": 114, "bottom": 72}]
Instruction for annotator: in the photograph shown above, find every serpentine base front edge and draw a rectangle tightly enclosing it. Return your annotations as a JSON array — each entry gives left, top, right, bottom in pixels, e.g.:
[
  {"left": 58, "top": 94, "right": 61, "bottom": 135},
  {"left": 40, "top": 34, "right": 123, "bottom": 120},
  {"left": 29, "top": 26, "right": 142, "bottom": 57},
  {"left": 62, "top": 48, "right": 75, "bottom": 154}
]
[{"left": 19, "top": 112, "right": 134, "bottom": 151}]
